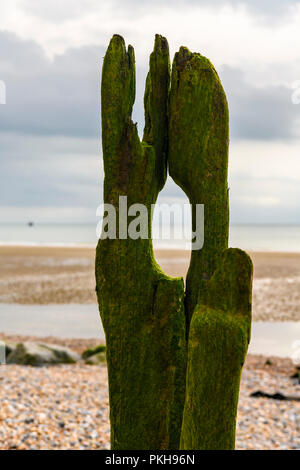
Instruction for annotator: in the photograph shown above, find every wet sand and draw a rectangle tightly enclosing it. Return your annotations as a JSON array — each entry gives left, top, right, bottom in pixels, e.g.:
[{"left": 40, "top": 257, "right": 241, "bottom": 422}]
[{"left": 0, "top": 246, "right": 300, "bottom": 321}]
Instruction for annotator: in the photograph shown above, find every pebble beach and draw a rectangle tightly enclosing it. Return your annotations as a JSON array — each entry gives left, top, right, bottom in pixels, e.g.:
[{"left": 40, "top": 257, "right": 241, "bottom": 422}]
[{"left": 1, "top": 351, "right": 299, "bottom": 450}]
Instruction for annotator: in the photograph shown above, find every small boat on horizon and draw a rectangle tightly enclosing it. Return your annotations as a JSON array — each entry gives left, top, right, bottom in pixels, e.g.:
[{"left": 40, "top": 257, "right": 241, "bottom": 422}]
[{"left": 28, "top": 221, "right": 34, "bottom": 227}]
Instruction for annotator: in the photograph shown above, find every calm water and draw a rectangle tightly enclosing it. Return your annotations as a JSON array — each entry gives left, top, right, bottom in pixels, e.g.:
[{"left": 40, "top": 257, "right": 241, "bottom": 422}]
[
  {"left": 0, "top": 223, "right": 300, "bottom": 252},
  {"left": 0, "top": 304, "right": 104, "bottom": 339},
  {"left": 0, "top": 303, "right": 299, "bottom": 358}
]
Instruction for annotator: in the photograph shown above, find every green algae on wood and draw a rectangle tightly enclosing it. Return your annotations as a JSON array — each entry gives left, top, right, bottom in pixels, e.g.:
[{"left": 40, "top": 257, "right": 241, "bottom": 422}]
[
  {"left": 96, "top": 34, "right": 186, "bottom": 450},
  {"left": 96, "top": 34, "right": 253, "bottom": 451},
  {"left": 169, "top": 47, "right": 229, "bottom": 329}
]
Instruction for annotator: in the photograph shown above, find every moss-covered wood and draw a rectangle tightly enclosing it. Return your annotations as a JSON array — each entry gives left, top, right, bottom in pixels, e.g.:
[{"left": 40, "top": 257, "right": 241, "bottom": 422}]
[
  {"left": 96, "top": 34, "right": 187, "bottom": 450},
  {"left": 180, "top": 249, "right": 253, "bottom": 450},
  {"left": 169, "top": 47, "right": 229, "bottom": 329},
  {"left": 96, "top": 34, "right": 253, "bottom": 451}
]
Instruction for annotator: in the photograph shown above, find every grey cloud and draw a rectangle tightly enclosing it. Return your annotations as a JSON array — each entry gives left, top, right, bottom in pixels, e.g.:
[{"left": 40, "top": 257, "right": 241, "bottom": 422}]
[
  {"left": 0, "top": 133, "right": 102, "bottom": 208},
  {"left": 0, "top": 30, "right": 151, "bottom": 139},
  {"left": 220, "top": 66, "right": 299, "bottom": 140},
  {"left": 20, "top": 0, "right": 97, "bottom": 23},
  {"left": 200, "top": 0, "right": 299, "bottom": 17},
  {"left": 20, "top": 0, "right": 300, "bottom": 21},
  {"left": 1, "top": 31, "right": 298, "bottom": 142},
  {"left": 1, "top": 31, "right": 300, "bottom": 224},
  {"left": 111, "top": 0, "right": 300, "bottom": 21}
]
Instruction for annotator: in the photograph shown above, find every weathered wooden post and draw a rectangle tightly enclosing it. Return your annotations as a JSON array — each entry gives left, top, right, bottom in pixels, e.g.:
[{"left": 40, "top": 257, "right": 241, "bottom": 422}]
[
  {"left": 96, "top": 35, "right": 253, "bottom": 450},
  {"left": 95, "top": 34, "right": 187, "bottom": 450}
]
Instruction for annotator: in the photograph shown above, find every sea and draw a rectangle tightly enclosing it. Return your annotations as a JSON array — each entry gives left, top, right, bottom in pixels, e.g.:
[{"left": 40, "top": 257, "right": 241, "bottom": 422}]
[{"left": 0, "top": 223, "right": 299, "bottom": 252}]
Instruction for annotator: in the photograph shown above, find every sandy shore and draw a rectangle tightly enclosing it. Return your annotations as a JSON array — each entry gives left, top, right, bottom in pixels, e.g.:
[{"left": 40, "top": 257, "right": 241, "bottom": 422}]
[
  {"left": 0, "top": 344, "right": 299, "bottom": 450},
  {"left": 0, "top": 246, "right": 300, "bottom": 321}
]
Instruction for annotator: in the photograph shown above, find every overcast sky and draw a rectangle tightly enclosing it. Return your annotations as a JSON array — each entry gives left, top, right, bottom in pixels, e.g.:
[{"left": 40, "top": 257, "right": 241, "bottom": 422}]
[{"left": 1, "top": 0, "right": 300, "bottom": 224}]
